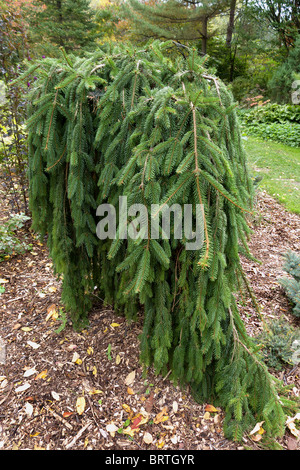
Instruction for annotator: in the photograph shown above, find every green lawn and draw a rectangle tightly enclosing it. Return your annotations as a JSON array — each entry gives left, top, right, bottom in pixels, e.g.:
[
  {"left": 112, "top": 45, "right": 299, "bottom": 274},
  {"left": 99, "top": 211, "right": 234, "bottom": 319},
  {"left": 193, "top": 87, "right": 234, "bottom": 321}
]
[{"left": 243, "top": 136, "right": 300, "bottom": 214}]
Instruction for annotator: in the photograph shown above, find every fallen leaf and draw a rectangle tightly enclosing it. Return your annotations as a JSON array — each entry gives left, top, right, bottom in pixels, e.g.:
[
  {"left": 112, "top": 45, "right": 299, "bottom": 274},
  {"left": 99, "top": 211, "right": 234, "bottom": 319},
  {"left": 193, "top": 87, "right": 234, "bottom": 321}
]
[
  {"left": 27, "top": 341, "right": 40, "bottom": 349},
  {"left": 24, "top": 402, "right": 33, "bottom": 417},
  {"left": 170, "top": 435, "right": 178, "bottom": 444},
  {"left": 35, "top": 370, "right": 48, "bottom": 380},
  {"left": 286, "top": 413, "right": 300, "bottom": 438},
  {"left": 125, "top": 370, "right": 136, "bottom": 386},
  {"left": 143, "top": 432, "right": 153, "bottom": 444},
  {"left": 48, "top": 286, "right": 57, "bottom": 293},
  {"left": 145, "top": 392, "right": 154, "bottom": 413},
  {"left": 250, "top": 421, "right": 265, "bottom": 435},
  {"left": 153, "top": 406, "right": 168, "bottom": 424},
  {"left": 110, "top": 323, "right": 120, "bottom": 327},
  {"left": 203, "top": 412, "right": 211, "bottom": 420},
  {"left": 24, "top": 367, "right": 37, "bottom": 377},
  {"left": 51, "top": 391, "right": 60, "bottom": 401},
  {"left": 87, "top": 347, "right": 93, "bottom": 355},
  {"left": 157, "top": 439, "right": 165, "bottom": 449},
  {"left": 131, "top": 415, "right": 142, "bottom": 430},
  {"left": 92, "top": 366, "right": 97, "bottom": 377},
  {"left": 172, "top": 401, "right": 178, "bottom": 413},
  {"left": 106, "top": 423, "right": 118, "bottom": 437},
  {"left": 127, "top": 387, "right": 134, "bottom": 395},
  {"left": 205, "top": 404, "right": 218, "bottom": 413},
  {"left": 0, "top": 379, "right": 8, "bottom": 389},
  {"left": 76, "top": 396, "right": 86, "bottom": 415},
  {"left": 88, "top": 389, "right": 103, "bottom": 395},
  {"left": 46, "top": 304, "right": 58, "bottom": 322},
  {"left": 251, "top": 434, "right": 263, "bottom": 442},
  {"left": 21, "top": 327, "right": 33, "bottom": 332},
  {"left": 122, "top": 403, "right": 133, "bottom": 415},
  {"left": 15, "top": 383, "right": 31, "bottom": 393},
  {"left": 115, "top": 354, "right": 121, "bottom": 365},
  {"left": 287, "top": 436, "right": 298, "bottom": 450},
  {"left": 122, "top": 426, "right": 136, "bottom": 437},
  {"left": 63, "top": 411, "right": 73, "bottom": 418},
  {"left": 0, "top": 279, "right": 9, "bottom": 284},
  {"left": 71, "top": 351, "right": 82, "bottom": 364}
]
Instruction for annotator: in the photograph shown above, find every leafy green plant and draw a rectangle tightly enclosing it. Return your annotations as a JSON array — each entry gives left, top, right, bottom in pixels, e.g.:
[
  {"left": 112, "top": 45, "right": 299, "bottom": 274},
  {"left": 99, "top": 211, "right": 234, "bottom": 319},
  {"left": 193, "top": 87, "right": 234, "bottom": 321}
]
[
  {"left": 254, "top": 318, "right": 300, "bottom": 371},
  {"left": 239, "top": 102, "right": 300, "bottom": 146},
  {"left": 54, "top": 307, "right": 68, "bottom": 334},
  {"left": 0, "top": 213, "right": 32, "bottom": 260},
  {"left": 278, "top": 251, "right": 300, "bottom": 317},
  {"left": 242, "top": 103, "right": 300, "bottom": 125}
]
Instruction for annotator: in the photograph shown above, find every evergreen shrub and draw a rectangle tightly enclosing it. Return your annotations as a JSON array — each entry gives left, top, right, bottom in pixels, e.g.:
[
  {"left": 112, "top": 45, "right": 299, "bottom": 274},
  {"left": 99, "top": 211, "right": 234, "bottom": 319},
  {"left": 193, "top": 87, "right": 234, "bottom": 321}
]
[{"left": 20, "top": 41, "right": 295, "bottom": 441}]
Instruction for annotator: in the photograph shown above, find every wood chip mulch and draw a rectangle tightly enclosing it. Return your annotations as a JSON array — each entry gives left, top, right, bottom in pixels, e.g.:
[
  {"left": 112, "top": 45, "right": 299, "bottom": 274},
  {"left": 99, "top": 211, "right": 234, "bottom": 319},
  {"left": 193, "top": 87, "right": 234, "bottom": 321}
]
[{"left": 0, "top": 188, "right": 299, "bottom": 451}]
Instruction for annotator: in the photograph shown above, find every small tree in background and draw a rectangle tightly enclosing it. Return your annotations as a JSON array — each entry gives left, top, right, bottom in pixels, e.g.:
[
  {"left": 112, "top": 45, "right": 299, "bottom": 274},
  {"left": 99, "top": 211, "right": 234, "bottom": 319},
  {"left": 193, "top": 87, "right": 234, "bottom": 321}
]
[
  {"left": 123, "top": 0, "right": 230, "bottom": 55},
  {"left": 27, "top": 0, "right": 99, "bottom": 55}
]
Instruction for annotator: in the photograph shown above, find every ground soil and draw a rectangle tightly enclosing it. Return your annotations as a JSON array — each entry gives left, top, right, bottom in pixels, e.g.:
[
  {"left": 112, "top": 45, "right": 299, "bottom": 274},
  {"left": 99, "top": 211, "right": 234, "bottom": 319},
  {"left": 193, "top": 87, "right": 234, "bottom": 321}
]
[{"left": 0, "top": 186, "right": 299, "bottom": 451}]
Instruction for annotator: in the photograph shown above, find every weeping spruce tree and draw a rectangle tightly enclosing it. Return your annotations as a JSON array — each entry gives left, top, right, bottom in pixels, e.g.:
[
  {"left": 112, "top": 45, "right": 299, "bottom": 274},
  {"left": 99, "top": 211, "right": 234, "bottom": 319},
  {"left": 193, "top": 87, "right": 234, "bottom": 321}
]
[{"left": 22, "top": 41, "right": 294, "bottom": 441}]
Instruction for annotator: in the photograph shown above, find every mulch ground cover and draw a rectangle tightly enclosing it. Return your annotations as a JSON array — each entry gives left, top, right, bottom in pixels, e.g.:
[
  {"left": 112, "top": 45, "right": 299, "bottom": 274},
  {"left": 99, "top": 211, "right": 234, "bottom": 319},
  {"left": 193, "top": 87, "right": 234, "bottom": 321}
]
[{"left": 0, "top": 185, "right": 299, "bottom": 451}]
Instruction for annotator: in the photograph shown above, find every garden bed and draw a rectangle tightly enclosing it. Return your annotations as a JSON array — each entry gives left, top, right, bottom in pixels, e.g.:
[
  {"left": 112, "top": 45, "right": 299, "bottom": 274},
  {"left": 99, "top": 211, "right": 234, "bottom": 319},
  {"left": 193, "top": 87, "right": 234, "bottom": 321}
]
[{"left": 0, "top": 186, "right": 299, "bottom": 451}]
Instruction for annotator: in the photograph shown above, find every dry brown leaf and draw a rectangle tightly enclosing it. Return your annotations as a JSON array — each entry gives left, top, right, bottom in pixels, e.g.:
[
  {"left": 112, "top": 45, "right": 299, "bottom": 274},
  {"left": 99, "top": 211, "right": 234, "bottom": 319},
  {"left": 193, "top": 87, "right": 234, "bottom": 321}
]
[{"left": 125, "top": 370, "right": 135, "bottom": 386}]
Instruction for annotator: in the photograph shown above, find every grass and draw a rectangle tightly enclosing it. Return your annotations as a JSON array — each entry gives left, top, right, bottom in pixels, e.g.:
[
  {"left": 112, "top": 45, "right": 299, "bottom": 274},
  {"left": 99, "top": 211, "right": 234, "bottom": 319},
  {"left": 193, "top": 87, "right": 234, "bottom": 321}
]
[{"left": 243, "top": 136, "right": 300, "bottom": 214}]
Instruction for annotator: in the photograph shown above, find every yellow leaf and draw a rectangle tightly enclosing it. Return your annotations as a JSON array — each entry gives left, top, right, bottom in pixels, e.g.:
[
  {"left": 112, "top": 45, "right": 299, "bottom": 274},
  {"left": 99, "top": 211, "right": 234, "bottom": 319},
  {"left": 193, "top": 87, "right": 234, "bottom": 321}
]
[
  {"left": 122, "top": 426, "right": 136, "bottom": 437},
  {"left": 153, "top": 407, "right": 168, "bottom": 424},
  {"left": 48, "top": 286, "right": 57, "bottom": 293},
  {"left": 203, "top": 412, "right": 211, "bottom": 420},
  {"left": 35, "top": 370, "right": 48, "bottom": 380},
  {"left": 87, "top": 347, "right": 93, "bottom": 355},
  {"left": 103, "top": 328, "right": 108, "bottom": 333},
  {"left": 111, "top": 323, "right": 120, "bottom": 327},
  {"left": 72, "top": 352, "right": 81, "bottom": 364},
  {"left": 157, "top": 439, "right": 165, "bottom": 449},
  {"left": 122, "top": 403, "right": 132, "bottom": 414},
  {"left": 127, "top": 387, "right": 134, "bottom": 395},
  {"left": 76, "top": 396, "right": 86, "bottom": 415},
  {"left": 115, "top": 354, "right": 121, "bottom": 365},
  {"left": 92, "top": 366, "right": 97, "bottom": 377},
  {"left": 88, "top": 389, "right": 103, "bottom": 395},
  {"left": 205, "top": 404, "right": 218, "bottom": 413},
  {"left": 46, "top": 304, "right": 58, "bottom": 322},
  {"left": 250, "top": 421, "right": 265, "bottom": 435},
  {"left": 21, "top": 327, "right": 33, "bottom": 332}
]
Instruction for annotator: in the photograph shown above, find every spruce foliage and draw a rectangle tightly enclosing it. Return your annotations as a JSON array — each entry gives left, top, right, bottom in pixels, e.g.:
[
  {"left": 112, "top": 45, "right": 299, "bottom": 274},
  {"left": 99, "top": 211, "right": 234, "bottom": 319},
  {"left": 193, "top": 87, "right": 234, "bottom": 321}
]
[{"left": 21, "top": 42, "right": 294, "bottom": 441}]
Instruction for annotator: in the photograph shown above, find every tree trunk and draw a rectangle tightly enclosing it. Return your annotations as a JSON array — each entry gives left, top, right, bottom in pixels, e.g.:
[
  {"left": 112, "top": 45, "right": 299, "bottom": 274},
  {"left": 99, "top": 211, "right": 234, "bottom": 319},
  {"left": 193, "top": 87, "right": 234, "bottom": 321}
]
[
  {"left": 201, "top": 15, "right": 208, "bottom": 55},
  {"left": 226, "top": 0, "right": 237, "bottom": 48}
]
